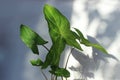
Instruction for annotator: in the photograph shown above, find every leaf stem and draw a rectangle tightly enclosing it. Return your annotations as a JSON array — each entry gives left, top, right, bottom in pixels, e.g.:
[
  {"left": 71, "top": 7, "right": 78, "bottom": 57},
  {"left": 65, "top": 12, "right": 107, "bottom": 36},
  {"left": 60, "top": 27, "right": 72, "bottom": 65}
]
[
  {"left": 55, "top": 76, "right": 57, "bottom": 80},
  {"left": 51, "top": 74, "right": 55, "bottom": 80},
  {"left": 40, "top": 68, "right": 48, "bottom": 80},
  {"left": 64, "top": 48, "right": 74, "bottom": 80},
  {"left": 61, "top": 77, "right": 63, "bottom": 80},
  {"left": 42, "top": 45, "right": 49, "bottom": 51},
  {"left": 65, "top": 48, "right": 74, "bottom": 69}
]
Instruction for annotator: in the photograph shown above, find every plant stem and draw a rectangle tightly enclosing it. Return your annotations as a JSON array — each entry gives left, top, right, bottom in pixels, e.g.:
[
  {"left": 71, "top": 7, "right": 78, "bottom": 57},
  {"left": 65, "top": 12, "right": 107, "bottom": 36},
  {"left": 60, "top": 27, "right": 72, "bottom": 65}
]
[
  {"left": 40, "top": 68, "right": 48, "bottom": 80},
  {"left": 42, "top": 45, "right": 49, "bottom": 51},
  {"left": 61, "top": 77, "right": 63, "bottom": 80},
  {"left": 64, "top": 48, "right": 74, "bottom": 80},
  {"left": 65, "top": 48, "right": 74, "bottom": 69},
  {"left": 42, "top": 45, "right": 52, "bottom": 80},
  {"left": 55, "top": 76, "right": 57, "bottom": 80},
  {"left": 51, "top": 74, "right": 55, "bottom": 80},
  {"left": 51, "top": 74, "right": 52, "bottom": 80}
]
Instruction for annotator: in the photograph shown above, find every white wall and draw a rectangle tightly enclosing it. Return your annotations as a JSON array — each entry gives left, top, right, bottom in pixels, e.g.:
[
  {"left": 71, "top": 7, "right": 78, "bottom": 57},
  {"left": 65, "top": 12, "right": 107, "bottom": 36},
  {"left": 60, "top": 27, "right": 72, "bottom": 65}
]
[{"left": 67, "top": 0, "right": 120, "bottom": 80}]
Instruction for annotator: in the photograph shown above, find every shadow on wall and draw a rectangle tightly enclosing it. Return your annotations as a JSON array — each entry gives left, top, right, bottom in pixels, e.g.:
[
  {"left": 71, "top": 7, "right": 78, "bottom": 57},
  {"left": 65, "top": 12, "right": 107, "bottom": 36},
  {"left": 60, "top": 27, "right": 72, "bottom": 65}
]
[
  {"left": 69, "top": 36, "right": 118, "bottom": 80},
  {"left": 87, "top": 0, "right": 120, "bottom": 51},
  {"left": 89, "top": 8, "right": 120, "bottom": 48}
]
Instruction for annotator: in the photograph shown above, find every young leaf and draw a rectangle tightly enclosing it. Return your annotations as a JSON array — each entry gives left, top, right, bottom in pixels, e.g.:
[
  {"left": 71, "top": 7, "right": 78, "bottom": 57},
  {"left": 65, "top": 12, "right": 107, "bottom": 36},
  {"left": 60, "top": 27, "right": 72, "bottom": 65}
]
[
  {"left": 71, "top": 31, "right": 80, "bottom": 39},
  {"left": 42, "top": 37, "right": 66, "bottom": 69},
  {"left": 20, "top": 24, "right": 48, "bottom": 54},
  {"left": 43, "top": 4, "right": 82, "bottom": 51},
  {"left": 64, "top": 30, "right": 83, "bottom": 50},
  {"left": 30, "top": 58, "right": 43, "bottom": 66},
  {"left": 49, "top": 67, "right": 70, "bottom": 78},
  {"left": 74, "top": 28, "right": 108, "bottom": 54}
]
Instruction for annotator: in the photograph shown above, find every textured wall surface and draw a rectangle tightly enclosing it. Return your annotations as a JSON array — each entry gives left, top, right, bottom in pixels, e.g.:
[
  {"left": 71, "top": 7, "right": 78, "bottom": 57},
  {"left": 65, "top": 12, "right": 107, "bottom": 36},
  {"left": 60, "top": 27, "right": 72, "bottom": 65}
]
[
  {"left": 0, "top": 0, "right": 120, "bottom": 80},
  {"left": 68, "top": 0, "right": 120, "bottom": 80}
]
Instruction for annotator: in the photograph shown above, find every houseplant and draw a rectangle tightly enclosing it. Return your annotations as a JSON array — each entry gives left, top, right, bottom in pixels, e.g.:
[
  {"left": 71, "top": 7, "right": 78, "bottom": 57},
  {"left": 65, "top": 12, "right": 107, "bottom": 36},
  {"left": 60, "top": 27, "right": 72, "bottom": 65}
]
[{"left": 20, "top": 4, "right": 108, "bottom": 80}]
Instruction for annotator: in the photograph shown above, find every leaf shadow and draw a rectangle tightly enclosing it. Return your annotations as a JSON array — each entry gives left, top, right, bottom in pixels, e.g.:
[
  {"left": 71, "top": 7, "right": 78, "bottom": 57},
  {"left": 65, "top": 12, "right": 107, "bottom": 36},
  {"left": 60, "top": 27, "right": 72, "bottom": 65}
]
[
  {"left": 69, "top": 36, "right": 118, "bottom": 80},
  {"left": 70, "top": 49, "right": 95, "bottom": 80},
  {"left": 88, "top": 36, "right": 119, "bottom": 63}
]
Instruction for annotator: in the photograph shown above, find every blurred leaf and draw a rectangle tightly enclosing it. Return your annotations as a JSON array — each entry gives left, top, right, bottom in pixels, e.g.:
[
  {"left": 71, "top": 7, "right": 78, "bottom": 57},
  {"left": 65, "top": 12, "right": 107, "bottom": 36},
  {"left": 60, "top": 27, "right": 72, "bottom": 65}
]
[
  {"left": 30, "top": 58, "right": 43, "bottom": 66},
  {"left": 50, "top": 66, "right": 70, "bottom": 78},
  {"left": 71, "top": 31, "right": 80, "bottom": 39},
  {"left": 74, "top": 28, "right": 108, "bottom": 54},
  {"left": 43, "top": 4, "right": 82, "bottom": 50},
  {"left": 42, "top": 37, "right": 65, "bottom": 69},
  {"left": 87, "top": 43, "right": 108, "bottom": 54},
  {"left": 64, "top": 30, "right": 83, "bottom": 50},
  {"left": 20, "top": 24, "right": 48, "bottom": 54}
]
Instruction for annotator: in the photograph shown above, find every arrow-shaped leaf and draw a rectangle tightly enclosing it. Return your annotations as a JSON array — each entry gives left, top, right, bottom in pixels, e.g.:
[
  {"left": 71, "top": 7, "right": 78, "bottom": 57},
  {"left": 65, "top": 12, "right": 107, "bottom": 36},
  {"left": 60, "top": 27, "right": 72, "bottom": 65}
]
[
  {"left": 20, "top": 24, "right": 48, "bottom": 54},
  {"left": 43, "top": 4, "right": 82, "bottom": 51},
  {"left": 74, "top": 28, "right": 108, "bottom": 54}
]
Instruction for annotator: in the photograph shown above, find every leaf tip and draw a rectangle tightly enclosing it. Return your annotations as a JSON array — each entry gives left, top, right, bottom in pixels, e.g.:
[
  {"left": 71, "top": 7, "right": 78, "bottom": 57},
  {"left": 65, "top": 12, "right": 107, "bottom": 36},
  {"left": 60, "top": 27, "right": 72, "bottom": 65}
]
[
  {"left": 44, "top": 4, "right": 50, "bottom": 10},
  {"left": 20, "top": 24, "right": 25, "bottom": 28}
]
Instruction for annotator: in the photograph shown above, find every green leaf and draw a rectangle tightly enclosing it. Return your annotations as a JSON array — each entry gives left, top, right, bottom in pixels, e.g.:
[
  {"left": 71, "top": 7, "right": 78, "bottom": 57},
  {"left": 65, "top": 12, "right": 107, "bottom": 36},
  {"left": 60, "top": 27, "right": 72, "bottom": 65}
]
[
  {"left": 43, "top": 4, "right": 82, "bottom": 51},
  {"left": 88, "top": 43, "right": 108, "bottom": 54},
  {"left": 20, "top": 24, "right": 48, "bottom": 54},
  {"left": 30, "top": 58, "right": 43, "bottom": 66},
  {"left": 71, "top": 31, "right": 80, "bottom": 39},
  {"left": 74, "top": 28, "right": 85, "bottom": 40},
  {"left": 64, "top": 30, "right": 83, "bottom": 50},
  {"left": 43, "top": 4, "right": 70, "bottom": 43},
  {"left": 50, "top": 66, "right": 70, "bottom": 78},
  {"left": 74, "top": 28, "right": 108, "bottom": 54},
  {"left": 42, "top": 37, "right": 66, "bottom": 69}
]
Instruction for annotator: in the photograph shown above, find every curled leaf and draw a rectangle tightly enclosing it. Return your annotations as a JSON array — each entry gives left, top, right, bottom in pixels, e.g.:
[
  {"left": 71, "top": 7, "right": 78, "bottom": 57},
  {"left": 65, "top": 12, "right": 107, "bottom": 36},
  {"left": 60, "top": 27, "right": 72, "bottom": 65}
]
[{"left": 30, "top": 58, "right": 43, "bottom": 66}]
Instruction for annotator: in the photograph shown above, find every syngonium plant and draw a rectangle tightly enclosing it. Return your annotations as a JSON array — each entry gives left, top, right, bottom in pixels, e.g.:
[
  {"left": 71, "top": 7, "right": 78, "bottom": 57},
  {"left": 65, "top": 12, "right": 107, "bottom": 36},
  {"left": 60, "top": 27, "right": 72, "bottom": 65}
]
[{"left": 20, "top": 4, "right": 108, "bottom": 80}]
